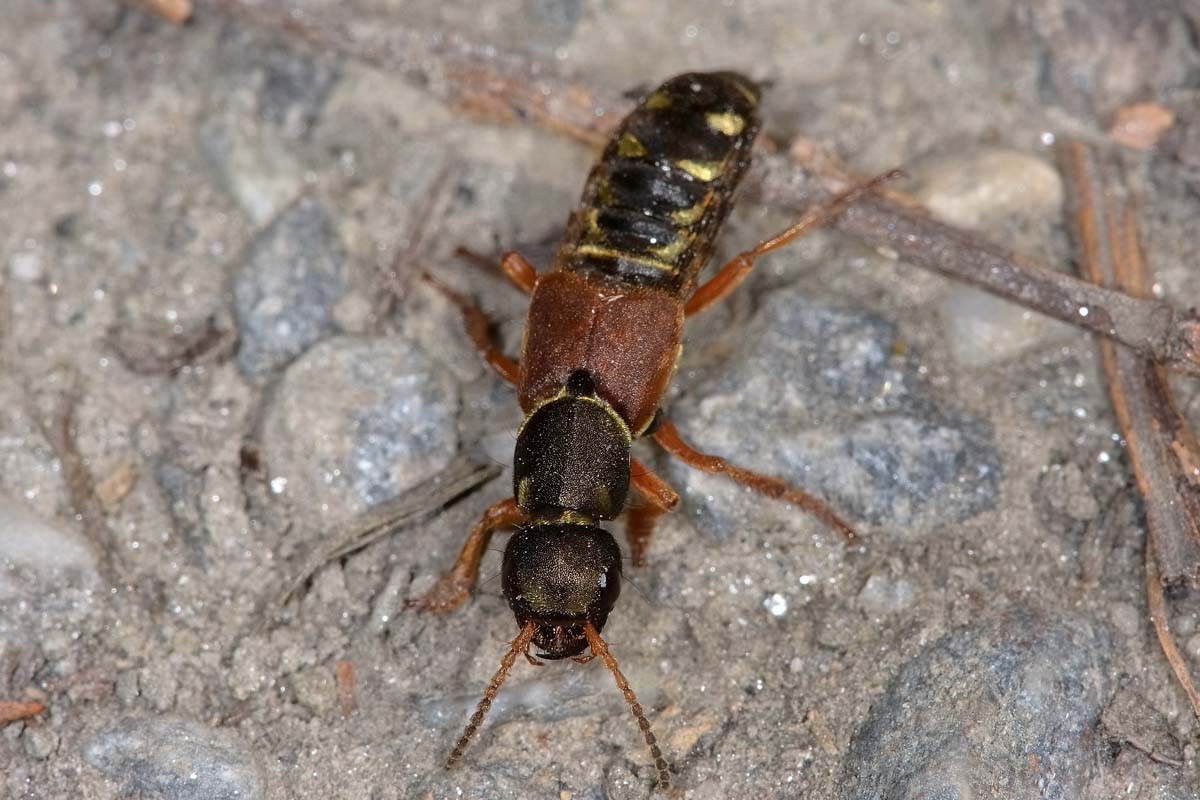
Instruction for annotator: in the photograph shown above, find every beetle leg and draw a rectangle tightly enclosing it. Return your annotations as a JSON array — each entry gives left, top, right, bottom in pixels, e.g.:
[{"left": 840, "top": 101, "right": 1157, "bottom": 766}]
[
  {"left": 652, "top": 419, "right": 858, "bottom": 546},
  {"left": 452, "top": 248, "right": 538, "bottom": 295},
  {"left": 422, "top": 273, "right": 520, "bottom": 385},
  {"left": 684, "top": 170, "right": 901, "bottom": 316},
  {"left": 499, "top": 251, "right": 538, "bottom": 294},
  {"left": 627, "top": 458, "right": 680, "bottom": 567},
  {"left": 407, "top": 497, "right": 527, "bottom": 613}
]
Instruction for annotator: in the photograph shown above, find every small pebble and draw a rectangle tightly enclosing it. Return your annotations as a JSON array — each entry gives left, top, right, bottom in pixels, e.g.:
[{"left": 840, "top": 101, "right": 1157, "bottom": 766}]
[
  {"left": 1108, "top": 602, "right": 1141, "bottom": 637},
  {"left": 262, "top": 335, "right": 458, "bottom": 525},
  {"left": 234, "top": 198, "right": 347, "bottom": 379},
  {"left": 85, "top": 716, "right": 265, "bottom": 800},
  {"left": 842, "top": 609, "right": 1111, "bottom": 799},
  {"left": 856, "top": 573, "right": 916, "bottom": 616}
]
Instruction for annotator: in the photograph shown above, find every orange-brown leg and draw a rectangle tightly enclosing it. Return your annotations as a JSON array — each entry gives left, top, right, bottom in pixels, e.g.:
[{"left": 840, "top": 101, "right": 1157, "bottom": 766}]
[
  {"left": 499, "top": 251, "right": 537, "bottom": 294},
  {"left": 652, "top": 419, "right": 858, "bottom": 545},
  {"left": 452, "top": 248, "right": 537, "bottom": 295},
  {"left": 627, "top": 458, "right": 680, "bottom": 567},
  {"left": 422, "top": 273, "right": 520, "bottom": 385},
  {"left": 407, "top": 498, "right": 527, "bottom": 612},
  {"left": 684, "top": 170, "right": 902, "bottom": 316}
]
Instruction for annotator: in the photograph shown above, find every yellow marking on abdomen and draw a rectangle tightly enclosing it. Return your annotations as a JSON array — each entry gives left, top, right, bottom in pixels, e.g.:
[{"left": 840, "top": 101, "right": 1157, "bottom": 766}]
[
  {"left": 574, "top": 244, "right": 677, "bottom": 272},
  {"left": 705, "top": 110, "right": 746, "bottom": 136},
  {"left": 670, "top": 199, "right": 708, "bottom": 225},
  {"left": 650, "top": 232, "right": 693, "bottom": 262},
  {"left": 676, "top": 159, "right": 725, "bottom": 182},
  {"left": 644, "top": 90, "right": 672, "bottom": 109},
  {"left": 584, "top": 207, "right": 601, "bottom": 233},
  {"left": 617, "top": 132, "right": 647, "bottom": 158}
]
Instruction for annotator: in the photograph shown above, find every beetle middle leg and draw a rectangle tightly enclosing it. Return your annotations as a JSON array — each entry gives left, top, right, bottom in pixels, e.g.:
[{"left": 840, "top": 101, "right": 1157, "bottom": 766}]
[
  {"left": 627, "top": 458, "right": 681, "bottom": 567},
  {"left": 652, "top": 419, "right": 858, "bottom": 545},
  {"left": 407, "top": 497, "right": 528, "bottom": 612},
  {"left": 684, "top": 170, "right": 901, "bottom": 316}
]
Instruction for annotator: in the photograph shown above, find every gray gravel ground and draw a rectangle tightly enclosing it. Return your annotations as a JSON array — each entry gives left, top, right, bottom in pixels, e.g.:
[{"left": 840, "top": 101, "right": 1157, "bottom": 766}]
[{"left": 3, "top": 1, "right": 1200, "bottom": 798}]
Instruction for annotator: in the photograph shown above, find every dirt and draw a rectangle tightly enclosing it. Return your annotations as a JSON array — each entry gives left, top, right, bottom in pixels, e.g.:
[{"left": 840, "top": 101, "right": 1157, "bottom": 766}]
[{"left": 2, "top": 1, "right": 1199, "bottom": 798}]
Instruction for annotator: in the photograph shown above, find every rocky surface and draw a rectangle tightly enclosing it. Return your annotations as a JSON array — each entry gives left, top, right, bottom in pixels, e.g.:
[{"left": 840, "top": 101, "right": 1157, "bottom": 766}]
[
  {"left": 3, "top": 1, "right": 1200, "bottom": 798},
  {"left": 842, "top": 609, "right": 1111, "bottom": 799}
]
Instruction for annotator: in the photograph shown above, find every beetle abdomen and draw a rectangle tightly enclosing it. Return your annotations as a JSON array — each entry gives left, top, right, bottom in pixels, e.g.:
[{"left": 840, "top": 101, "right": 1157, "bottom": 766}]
[{"left": 558, "top": 72, "right": 762, "bottom": 295}]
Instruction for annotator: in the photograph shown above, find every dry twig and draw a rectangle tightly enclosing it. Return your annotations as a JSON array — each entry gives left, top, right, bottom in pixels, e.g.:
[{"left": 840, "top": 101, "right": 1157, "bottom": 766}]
[
  {"left": 95, "top": 459, "right": 138, "bottom": 512},
  {"left": 122, "top": 0, "right": 193, "bottom": 24},
  {"left": 277, "top": 455, "right": 500, "bottom": 605},
  {"left": 1059, "top": 139, "right": 1200, "bottom": 718},
  {"left": 0, "top": 700, "right": 45, "bottom": 725},
  {"left": 1146, "top": 546, "right": 1200, "bottom": 719},
  {"left": 1059, "top": 141, "right": 1200, "bottom": 586},
  {"left": 34, "top": 377, "right": 120, "bottom": 583},
  {"left": 335, "top": 660, "right": 358, "bottom": 719},
  {"left": 373, "top": 163, "right": 462, "bottom": 324}
]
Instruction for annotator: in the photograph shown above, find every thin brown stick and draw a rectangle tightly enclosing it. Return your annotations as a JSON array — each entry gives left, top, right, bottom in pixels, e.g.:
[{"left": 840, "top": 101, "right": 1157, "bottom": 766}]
[
  {"left": 278, "top": 455, "right": 499, "bottom": 605},
  {"left": 94, "top": 459, "right": 138, "bottom": 512},
  {"left": 779, "top": 143, "right": 1200, "bottom": 377},
  {"left": 1058, "top": 141, "right": 1200, "bottom": 586},
  {"left": 122, "top": 0, "right": 193, "bottom": 24},
  {"left": 335, "top": 660, "right": 358, "bottom": 720},
  {"left": 34, "top": 378, "right": 119, "bottom": 584},
  {"left": 1145, "top": 545, "right": 1200, "bottom": 718},
  {"left": 207, "top": 0, "right": 614, "bottom": 147},
  {"left": 583, "top": 623, "right": 671, "bottom": 791},
  {"left": 447, "top": 621, "right": 537, "bottom": 769},
  {"left": 1059, "top": 139, "right": 1200, "bottom": 721},
  {"left": 0, "top": 700, "right": 45, "bottom": 725},
  {"left": 374, "top": 163, "right": 461, "bottom": 324}
]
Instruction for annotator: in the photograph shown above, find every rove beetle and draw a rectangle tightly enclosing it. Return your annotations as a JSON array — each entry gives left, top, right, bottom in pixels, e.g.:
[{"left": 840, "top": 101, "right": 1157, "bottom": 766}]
[{"left": 411, "top": 71, "right": 889, "bottom": 790}]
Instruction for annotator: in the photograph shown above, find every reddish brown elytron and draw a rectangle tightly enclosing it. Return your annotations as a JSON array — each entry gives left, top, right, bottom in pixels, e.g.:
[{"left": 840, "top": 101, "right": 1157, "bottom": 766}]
[{"left": 412, "top": 72, "right": 885, "bottom": 790}]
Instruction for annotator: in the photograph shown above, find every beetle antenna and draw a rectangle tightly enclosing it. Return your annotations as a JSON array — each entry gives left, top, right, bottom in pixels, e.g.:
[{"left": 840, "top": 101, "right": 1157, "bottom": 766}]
[
  {"left": 583, "top": 623, "right": 671, "bottom": 790},
  {"left": 446, "top": 620, "right": 537, "bottom": 769}
]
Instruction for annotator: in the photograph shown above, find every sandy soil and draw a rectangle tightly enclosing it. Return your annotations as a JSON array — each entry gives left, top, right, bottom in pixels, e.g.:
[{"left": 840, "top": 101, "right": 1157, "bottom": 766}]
[{"left": 2, "top": 1, "right": 1200, "bottom": 798}]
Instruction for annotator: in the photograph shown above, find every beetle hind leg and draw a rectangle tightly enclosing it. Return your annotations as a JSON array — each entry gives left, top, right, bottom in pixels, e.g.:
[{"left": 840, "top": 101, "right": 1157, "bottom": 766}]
[
  {"left": 684, "top": 170, "right": 901, "bottom": 316},
  {"left": 652, "top": 419, "right": 858, "bottom": 545}
]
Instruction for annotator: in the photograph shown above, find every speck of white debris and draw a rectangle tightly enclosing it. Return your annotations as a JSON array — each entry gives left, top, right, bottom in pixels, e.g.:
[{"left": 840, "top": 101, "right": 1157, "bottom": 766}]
[
  {"left": 88, "top": 181, "right": 103, "bottom": 196},
  {"left": 10, "top": 252, "right": 41, "bottom": 281},
  {"left": 1078, "top": 306, "right": 1089, "bottom": 317},
  {"left": 270, "top": 477, "right": 288, "bottom": 494},
  {"left": 798, "top": 574, "right": 816, "bottom": 585},
  {"left": 764, "top": 592, "right": 789, "bottom": 617}
]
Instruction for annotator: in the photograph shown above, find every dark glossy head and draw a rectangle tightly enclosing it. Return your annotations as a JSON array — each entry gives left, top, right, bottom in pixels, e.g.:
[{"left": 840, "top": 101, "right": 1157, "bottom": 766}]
[
  {"left": 502, "top": 523, "right": 622, "bottom": 659},
  {"left": 513, "top": 370, "right": 631, "bottom": 521}
]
